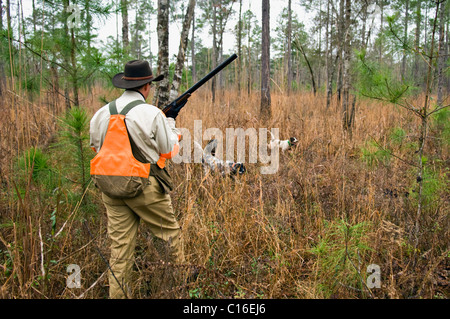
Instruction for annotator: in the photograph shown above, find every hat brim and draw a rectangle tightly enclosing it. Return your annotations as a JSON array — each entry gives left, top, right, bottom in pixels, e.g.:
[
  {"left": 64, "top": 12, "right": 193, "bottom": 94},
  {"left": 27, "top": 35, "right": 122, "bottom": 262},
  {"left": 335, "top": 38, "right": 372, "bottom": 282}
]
[{"left": 112, "top": 73, "right": 164, "bottom": 89}]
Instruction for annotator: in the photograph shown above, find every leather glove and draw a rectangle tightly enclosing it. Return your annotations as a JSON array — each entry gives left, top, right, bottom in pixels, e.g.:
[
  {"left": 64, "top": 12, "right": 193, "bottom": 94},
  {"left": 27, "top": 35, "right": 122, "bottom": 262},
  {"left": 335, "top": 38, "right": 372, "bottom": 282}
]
[{"left": 163, "top": 94, "right": 191, "bottom": 119}]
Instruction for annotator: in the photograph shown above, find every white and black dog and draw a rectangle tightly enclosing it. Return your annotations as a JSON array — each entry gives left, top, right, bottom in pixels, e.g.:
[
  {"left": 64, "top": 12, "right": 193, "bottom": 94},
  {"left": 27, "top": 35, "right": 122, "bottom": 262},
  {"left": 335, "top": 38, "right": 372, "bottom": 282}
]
[
  {"left": 194, "top": 139, "right": 246, "bottom": 176},
  {"left": 269, "top": 131, "right": 298, "bottom": 152}
]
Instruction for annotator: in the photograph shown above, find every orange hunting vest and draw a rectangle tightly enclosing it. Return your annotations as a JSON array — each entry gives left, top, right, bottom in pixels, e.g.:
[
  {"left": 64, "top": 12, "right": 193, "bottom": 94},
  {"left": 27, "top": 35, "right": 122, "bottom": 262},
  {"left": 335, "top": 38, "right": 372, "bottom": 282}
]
[{"left": 90, "top": 100, "right": 151, "bottom": 199}]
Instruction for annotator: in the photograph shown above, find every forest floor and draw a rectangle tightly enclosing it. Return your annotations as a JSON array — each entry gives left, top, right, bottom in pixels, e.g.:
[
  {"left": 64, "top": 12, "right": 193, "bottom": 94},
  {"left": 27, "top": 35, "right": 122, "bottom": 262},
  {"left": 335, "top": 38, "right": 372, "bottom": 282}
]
[{"left": 0, "top": 86, "right": 448, "bottom": 299}]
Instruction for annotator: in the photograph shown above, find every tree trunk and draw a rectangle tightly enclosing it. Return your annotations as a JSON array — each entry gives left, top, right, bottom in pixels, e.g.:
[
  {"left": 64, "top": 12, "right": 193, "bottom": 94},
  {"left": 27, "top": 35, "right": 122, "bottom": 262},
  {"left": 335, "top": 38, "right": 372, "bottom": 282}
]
[
  {"left": 360, "top": 0, "right": 368, "bottom": 51},
  {"left": 317, "top": 0, "right": 322, "bottom": 91},
  {"left": 261, "top": 0, "right": 271, "bottom": 118},
  {"left": 214, "top": 0, "right": 234, "bottom": 93},
  {"left": 446, "top": 18, "right": 449, "bottom": 96},
  {"left": 379, "top": 0, "right": 384, "bottom": 64},
  {"left": 237, "top": 0, "right": 243, "bottom": 94},
  {"left": 71, "top": 26, "right": 79, "bottom": 107},
  {"left": 211, "top": 0, "right": 218, "bottom": 103},
  {"left": 154, "top": 0, "right": 170, "bottom": 108},
  {"left": 133, "top": 7, "right": 140, "bottom": 58},
  {"left": 336, "top": 0, "right": 344, "bottom": 104},
  {"left": 191, "top": 10, "right": 196, "bottom": 83},
  {"left": 169, "top": 0, "right": 196, "bottom": 101},
  {"left": 295, "top": 40, "right": 316, "bottom": 96},
  {"left": 6, "top": 0, "right": 11, "bottom": 35},
  {"left": 247, "top": 7, "right": 252, "bottom": 97},
  {"left": 436, "top": 0, "right": 446, "bottom": 106},
  {"left": 62, "top": 0, "right": 71, "bottom": 108},
  {"left": 218, "top": 31, "right": 224, "bottom": 90},
  {"left": 0, "top": 0, "right": 3, "bottom": 96},
  {"left": 401, "top": 0, "right": 410, "bottom": 80},
  {"left": 414, "top": 0, "right": 440, "bottom": 253},
  {"left": 85, "top": 0, "right": 92, "bottom": 55},
  {"left": 121, "top": 0, "right": 129, "bottom": 54},
  {"left": 413, "top": 0, "right": 421, "bottom": 82},
  {"left": 50, "top": 65, "right": 59, "bottom": 113},
  {"left": 0, "top": 0, "right": 3, "bottom": 32},
  {"left": 342, "top": 0, "right": 352, "bottom": 132},
  {"left": 325, "top": 0, "right": 332, "bottom": 108},
  {"left": 287, "top": 0, "right": 292, "bottom": 95}
]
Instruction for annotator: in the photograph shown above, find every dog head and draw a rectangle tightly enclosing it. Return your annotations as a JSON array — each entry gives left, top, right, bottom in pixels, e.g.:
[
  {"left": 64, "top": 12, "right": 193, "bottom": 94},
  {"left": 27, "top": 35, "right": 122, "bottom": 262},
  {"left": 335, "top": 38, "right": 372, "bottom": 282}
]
[
  {"left": 229, "top": 162, "right": 246, "bottom": 175},
  {"left": 289, "top": 137, "right": 298, "bottom": 147},
  {"left": 205, "top": 139, "right": 218, "bottom": 156}
]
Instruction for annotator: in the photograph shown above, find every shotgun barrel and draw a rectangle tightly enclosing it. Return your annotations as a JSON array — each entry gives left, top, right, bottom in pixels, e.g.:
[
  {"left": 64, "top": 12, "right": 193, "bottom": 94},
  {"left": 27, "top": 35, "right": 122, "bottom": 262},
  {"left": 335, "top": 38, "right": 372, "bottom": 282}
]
[{"left": 163, "top": 53, "right": 238, "bottom": 114}]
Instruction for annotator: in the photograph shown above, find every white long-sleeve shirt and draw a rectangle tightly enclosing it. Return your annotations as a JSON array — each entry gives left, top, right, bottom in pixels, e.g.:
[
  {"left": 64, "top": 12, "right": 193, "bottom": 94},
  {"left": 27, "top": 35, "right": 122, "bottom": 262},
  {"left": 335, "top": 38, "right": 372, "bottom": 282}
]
[{"left": 90, "top": 90, "right": 180, "bottom": 164}]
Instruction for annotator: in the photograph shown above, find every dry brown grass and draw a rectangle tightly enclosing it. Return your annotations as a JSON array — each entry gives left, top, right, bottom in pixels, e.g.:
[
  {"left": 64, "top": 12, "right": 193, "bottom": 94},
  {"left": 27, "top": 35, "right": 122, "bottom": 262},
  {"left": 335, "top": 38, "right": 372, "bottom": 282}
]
[{"left": 0, "top": 84, "right": 448, "bottom": 299}]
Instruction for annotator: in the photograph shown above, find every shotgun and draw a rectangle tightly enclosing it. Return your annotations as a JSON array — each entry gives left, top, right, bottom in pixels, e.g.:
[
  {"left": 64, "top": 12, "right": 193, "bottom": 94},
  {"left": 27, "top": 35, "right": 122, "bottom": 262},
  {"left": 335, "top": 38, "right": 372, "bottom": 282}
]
[{"left": 162, "top": 53, "right": 238, "bottom": 115}]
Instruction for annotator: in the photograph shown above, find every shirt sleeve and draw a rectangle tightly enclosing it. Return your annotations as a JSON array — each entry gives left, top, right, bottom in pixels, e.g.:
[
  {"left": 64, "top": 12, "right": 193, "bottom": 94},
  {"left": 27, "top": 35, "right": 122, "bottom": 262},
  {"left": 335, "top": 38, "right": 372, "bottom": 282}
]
[
  {"left": 89, "top": 108, "right": 109, "bottom": 153},
  {"left": 154, "top": 112, "right": 181, "bottom": 156}
]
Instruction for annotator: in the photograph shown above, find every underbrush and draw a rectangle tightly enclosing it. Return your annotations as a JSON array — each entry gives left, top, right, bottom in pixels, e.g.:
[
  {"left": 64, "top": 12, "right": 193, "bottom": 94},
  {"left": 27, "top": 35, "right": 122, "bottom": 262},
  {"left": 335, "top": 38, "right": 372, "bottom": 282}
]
[{"left": 0, "top": 87, "right": 448, "bottom": 299}]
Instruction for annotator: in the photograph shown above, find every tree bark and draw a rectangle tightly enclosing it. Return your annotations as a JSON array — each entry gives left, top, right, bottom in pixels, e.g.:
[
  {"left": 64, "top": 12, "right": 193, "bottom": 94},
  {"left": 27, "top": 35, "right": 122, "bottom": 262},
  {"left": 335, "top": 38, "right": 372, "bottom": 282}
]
[
  {"left": 401, "top": 0, "right": 410, "bottom": 80},
  {"left": 379, "top": 0, "right": 384, "bottom": 64},
  {"left": 287, "top": 0, "right": 292, "bottom": 95},
  {"left": 360, "top": 0, "right": 368, "bottom": 51},
  {"left": 295, "top": 39, "right": 316, "bottom": 96},
  {"left": 436, "top": 0, "right": 446, "bottom": 106},
  {"left": 70, "top": 26, "right": 79, "bottom": 107},
  {"left": 121, "top": 0, "right": 129, "bottom": 54},
  {"left": 191, "top": 10, "right": 196, "bottom": 83},
  {"left": 247, "top": 13, "right": 252, "bottom": 97},
  {"left": 0, "top": 0, "right": 3, "bottom": 96},
  {"left": 317, "top": 0, "right": 322, "bottom": 91},
  {"left": 261, "top": 0, "right": 271, "bottom": 118},
  {"left": 414, "top": 0, "right": 440, "bottom": 253},
  {"left": 413, "top": 0, "right": 422, "bottom": 82},
  {"left": 342, "top": 0, "right": 352, "bottom": 133},
  {"left": 336, "top": 0, "right": 344, "bottom": 104},
  {"left": 169, "top": 0, "right": 196, "bottom": 101},
  {"left": 0, "top": 0, "right": 3, "bottom": 32},
  {"left": 237, "top": 0, "right": 243, "bottom": 94},
  {"left": 6, "top": 0, "right": 11, "bottom": 34},
  {"left": 211, "top": 0, "right": 218, "bottom": 103},
  {"left": 325, "top": 0, "right": 333, "bottom": 108},
  {"left": 154, "top": 0, "right": 170, "bottom": 108}
]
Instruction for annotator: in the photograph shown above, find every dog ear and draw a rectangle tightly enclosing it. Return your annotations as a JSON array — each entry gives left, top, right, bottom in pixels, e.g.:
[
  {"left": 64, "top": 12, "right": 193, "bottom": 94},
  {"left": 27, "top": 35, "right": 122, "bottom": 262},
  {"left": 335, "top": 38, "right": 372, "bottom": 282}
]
[{"left": 290, "top": 137, "right": 298, "bottom": 144}]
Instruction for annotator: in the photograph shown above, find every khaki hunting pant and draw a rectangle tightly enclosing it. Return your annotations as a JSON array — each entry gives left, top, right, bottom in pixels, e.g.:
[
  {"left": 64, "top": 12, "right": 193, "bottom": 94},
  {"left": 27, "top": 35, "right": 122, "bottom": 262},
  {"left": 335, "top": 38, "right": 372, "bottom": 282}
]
[{"left": 101, "top": 176, "right": 184, "bottom": 299}]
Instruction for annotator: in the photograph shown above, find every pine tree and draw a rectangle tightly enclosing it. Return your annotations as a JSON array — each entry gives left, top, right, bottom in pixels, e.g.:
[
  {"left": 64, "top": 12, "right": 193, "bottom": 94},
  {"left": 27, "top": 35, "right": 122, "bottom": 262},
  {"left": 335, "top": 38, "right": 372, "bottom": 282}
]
[{"left": 261, "top": 0, "right": 271, "bottom": 118}]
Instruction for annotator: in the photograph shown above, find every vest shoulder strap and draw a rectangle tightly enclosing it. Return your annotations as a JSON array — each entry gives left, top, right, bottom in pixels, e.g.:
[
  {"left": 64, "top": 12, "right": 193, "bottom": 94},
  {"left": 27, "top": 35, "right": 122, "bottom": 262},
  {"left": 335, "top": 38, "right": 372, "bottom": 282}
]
[
  {"left": 109, "top": 100, "right": 146, "bottom": 116},
  {"left": 109, "top": 100, "right": 118, "bottom": 115}
]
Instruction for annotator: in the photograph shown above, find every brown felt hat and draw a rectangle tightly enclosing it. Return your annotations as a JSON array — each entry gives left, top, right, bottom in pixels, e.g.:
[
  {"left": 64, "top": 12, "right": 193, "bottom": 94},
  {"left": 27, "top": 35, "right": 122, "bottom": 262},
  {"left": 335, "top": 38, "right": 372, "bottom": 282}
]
[{"left": 112, "top": 60, "right": 164, "bottom": 89}]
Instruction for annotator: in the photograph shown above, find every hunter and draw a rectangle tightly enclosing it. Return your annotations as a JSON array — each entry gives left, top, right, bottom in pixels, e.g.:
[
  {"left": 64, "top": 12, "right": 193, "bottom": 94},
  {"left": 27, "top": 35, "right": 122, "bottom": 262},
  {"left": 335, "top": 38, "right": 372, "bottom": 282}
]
[{"left": 90, "top": 60, "right": 186, "bottom": 299}]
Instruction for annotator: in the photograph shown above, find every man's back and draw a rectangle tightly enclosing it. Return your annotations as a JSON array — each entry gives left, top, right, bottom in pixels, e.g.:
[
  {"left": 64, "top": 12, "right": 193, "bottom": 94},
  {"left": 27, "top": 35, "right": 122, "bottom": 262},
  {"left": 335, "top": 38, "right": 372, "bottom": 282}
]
[{"left": 90, "top": 90, "right": 180, "bottom": 164}]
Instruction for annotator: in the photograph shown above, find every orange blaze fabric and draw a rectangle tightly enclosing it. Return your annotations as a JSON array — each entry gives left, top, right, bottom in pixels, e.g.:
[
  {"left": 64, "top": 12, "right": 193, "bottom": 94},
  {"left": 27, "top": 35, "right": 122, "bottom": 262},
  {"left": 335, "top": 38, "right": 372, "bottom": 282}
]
[
  {"left": 156, "top": 134, "right": 181, "bottom": 168},
  {"left": 90, "top": 114, "right": 150, "bottom": 178}
]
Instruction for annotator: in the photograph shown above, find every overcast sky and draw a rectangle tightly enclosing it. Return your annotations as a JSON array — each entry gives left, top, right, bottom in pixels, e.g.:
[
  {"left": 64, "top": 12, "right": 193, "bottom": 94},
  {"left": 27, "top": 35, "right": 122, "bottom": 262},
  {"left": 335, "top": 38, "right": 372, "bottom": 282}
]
[
  {"left": 20, "top": 0, "right": 310, "bottom": 63},
  {"left": 95, "top": 0, "right": 309, "bottom": 62}
]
